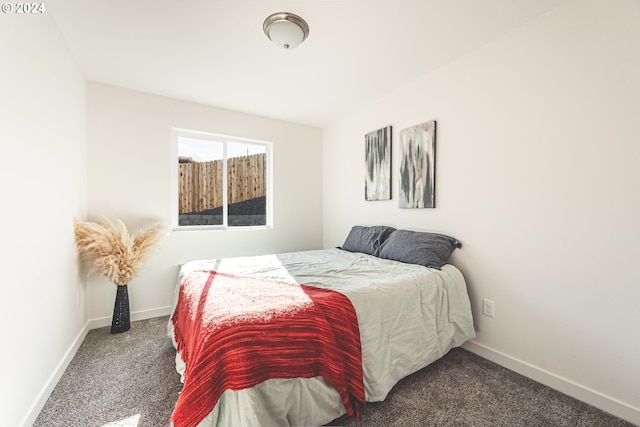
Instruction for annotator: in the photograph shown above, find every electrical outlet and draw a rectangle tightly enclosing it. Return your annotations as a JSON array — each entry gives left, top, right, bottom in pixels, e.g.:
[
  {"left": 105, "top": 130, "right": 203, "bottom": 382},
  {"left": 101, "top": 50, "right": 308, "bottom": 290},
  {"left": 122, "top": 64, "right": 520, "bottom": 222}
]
[{"left": 482, "top": 299, "right": 495, "bottom": 318}]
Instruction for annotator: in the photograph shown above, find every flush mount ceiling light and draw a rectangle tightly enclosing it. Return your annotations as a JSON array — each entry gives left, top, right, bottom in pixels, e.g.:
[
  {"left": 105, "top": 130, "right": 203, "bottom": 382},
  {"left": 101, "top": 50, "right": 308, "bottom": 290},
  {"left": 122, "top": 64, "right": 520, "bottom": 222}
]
[{"left": 263, "top": 12, "right": 309, "bottom": 50}]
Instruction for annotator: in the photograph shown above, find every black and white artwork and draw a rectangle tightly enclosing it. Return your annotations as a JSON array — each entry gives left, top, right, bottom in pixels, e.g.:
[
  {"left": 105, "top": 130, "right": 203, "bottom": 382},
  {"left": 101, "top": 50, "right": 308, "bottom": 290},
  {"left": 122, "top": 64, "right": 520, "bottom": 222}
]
[
  {"left": 399, "top": 120, "right": 436, "bottom": 208},
  {"left": 365, "top": 126, "right": 392, "bottom": 201}
]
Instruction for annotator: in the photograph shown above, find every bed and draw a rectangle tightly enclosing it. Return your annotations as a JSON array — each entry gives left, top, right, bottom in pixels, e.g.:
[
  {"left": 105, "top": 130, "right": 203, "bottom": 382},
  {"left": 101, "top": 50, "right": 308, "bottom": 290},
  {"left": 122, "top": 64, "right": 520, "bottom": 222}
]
[{"left": 168, "top": 226, "right": 476, "bottom": 427}]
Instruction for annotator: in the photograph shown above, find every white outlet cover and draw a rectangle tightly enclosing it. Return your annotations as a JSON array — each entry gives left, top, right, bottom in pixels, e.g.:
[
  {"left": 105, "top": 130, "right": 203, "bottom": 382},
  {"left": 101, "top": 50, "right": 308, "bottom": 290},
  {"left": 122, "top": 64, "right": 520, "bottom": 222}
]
[{"left": 483, "top": 299, "right": 495, "bottom": 317}]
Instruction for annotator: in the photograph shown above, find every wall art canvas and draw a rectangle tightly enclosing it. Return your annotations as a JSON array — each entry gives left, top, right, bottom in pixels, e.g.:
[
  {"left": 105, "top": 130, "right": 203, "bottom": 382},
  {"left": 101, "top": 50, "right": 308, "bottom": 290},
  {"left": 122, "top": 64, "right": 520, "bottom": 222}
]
[
  {"left": 365, "top": 125, "right": 392, "bottom": 201},
  {"left": 399, "top": 120, "right": 436, "bottom": 208}
]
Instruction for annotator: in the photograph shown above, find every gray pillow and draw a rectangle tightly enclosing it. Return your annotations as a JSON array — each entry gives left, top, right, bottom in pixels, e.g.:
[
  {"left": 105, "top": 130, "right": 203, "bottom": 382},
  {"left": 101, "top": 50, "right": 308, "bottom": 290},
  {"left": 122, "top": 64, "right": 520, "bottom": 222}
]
[
  {"left": 340, "top": 225, "right": 396, "bottom": 256},
  {"left": 377, "top": 229, "right": 461, "bottom": 268}
]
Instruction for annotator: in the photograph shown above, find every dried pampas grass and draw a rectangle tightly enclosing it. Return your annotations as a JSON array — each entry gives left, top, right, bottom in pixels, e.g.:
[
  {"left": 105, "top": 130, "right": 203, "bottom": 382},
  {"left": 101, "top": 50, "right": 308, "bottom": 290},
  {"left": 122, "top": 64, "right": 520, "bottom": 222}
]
[{"left": 73, "top": 217, "right": 165, "bottom": 286}]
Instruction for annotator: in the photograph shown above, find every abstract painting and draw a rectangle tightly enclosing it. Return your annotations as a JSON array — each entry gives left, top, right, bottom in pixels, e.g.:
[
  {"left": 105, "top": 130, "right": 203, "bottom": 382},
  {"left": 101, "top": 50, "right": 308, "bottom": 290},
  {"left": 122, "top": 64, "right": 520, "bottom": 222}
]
[
  {"left": 365, "top": 125, "right": 392, "bottom": 200},
  {"left": 399, "top": 121, "right": 436, "bottom": 208}
]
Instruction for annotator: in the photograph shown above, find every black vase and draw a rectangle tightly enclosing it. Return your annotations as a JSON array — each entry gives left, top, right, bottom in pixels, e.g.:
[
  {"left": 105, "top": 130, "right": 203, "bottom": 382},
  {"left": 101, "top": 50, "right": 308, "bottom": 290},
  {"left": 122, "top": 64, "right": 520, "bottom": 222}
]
[{"left": 111, "top": 284, "right": 131, "bottom": 334}]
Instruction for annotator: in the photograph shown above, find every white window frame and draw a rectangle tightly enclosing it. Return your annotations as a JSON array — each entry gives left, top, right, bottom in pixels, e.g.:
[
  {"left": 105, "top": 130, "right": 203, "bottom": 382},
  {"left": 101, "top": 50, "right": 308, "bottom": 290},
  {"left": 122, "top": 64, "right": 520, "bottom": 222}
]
[{"left": 170, "top": 127, "right": 273, "bottom": 231}]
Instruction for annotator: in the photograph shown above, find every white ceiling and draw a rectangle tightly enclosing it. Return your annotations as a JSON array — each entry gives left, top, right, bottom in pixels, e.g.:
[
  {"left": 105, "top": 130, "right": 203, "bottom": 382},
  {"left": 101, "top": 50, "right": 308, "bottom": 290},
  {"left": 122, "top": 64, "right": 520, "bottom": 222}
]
[{"left": 48, "top": 0, "right": 567, "bottom": 128}]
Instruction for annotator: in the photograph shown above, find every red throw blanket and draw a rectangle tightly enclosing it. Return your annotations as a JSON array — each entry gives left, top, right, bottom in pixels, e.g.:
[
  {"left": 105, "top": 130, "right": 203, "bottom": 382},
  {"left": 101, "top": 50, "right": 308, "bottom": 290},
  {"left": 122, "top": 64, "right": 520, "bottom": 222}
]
[{"left": 170, "top": 270, "right": 365, "bottom": 427}]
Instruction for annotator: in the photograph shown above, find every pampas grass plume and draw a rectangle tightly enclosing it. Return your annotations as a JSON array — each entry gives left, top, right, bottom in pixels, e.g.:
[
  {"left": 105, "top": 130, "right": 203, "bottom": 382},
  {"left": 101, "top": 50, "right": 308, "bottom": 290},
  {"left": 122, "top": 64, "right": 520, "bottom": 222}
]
[{"left": 73, "top": 217, "right": 165, "bottom": 285}]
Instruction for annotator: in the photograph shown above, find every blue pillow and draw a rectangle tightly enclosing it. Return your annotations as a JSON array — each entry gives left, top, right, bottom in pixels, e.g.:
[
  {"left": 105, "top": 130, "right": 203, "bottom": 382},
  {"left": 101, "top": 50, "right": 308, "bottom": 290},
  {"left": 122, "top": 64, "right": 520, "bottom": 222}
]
[
  {"left": 377, "top": 229, "right": 461, "bottom": 268},
  {"left": 340, "top": 225, "right": 396, "bottom": 256}
]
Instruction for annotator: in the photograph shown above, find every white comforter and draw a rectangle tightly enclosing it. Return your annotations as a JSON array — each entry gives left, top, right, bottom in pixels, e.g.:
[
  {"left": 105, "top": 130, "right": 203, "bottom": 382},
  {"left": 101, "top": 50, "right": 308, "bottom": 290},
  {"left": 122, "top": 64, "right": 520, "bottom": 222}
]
[{"left": 169, "top": 248, "right": 475, "bottom": 427}]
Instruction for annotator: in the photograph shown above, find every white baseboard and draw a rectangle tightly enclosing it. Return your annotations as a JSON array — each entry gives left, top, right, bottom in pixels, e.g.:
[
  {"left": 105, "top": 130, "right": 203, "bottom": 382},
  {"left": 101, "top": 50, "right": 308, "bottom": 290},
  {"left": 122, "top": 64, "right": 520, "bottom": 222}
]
[
  {"left": 463, "top": 340, "right": 640, "bottom": 426},
  {"left": 87, "top": 305, "right": 173, "bottom": 330},
  {"left": 20, "top": 321, "right": 90, "bottom": 427},
  {"left": 21, "top": 306, "right": 174, "bottom": 427}
]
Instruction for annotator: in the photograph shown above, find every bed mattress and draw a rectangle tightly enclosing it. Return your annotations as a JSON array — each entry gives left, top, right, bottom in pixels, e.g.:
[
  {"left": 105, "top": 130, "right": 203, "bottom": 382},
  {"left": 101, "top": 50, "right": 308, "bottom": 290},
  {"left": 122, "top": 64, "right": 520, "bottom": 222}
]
[{"left": 169, "top": 248, "right": 475, "bottom": 427}]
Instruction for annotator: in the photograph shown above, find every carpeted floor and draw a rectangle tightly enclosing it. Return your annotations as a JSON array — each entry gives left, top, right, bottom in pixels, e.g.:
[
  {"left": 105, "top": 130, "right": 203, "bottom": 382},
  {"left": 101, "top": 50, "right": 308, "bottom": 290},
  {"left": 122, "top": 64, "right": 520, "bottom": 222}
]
[
  {"left": 34, "top": 317, "right": 181, "bottom": 427},
  {"left": 34, "top": 316, "right": 634, "bottom": 427}
]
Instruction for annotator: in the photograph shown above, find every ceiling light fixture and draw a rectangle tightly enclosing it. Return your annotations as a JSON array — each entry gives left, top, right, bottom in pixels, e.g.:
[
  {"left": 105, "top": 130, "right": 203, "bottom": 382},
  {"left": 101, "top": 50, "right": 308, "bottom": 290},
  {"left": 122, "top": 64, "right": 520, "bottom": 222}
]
[{"left": 263, "top": 12, "right": 309, "bottom": 50}]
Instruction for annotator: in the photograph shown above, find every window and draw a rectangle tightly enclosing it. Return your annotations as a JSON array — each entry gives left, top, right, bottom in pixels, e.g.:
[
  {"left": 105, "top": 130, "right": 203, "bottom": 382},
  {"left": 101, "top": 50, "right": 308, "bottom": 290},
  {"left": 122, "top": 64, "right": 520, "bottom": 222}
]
[{"left": 171, "top": 128, "right": 272, "bottom": 229}]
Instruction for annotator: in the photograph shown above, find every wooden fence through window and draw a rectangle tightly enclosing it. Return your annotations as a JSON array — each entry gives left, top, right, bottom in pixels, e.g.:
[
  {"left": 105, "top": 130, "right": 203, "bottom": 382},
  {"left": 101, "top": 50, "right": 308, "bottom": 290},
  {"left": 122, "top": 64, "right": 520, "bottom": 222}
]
[{"left": 178, "top": 153, "right": 265, "bottom": 214}]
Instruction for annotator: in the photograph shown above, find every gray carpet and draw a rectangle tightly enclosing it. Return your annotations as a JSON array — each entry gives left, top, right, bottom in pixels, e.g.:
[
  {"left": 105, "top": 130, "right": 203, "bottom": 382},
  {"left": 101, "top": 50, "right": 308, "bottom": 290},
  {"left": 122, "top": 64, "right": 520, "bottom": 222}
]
[
  {"left": 34, "top": 317, "right": 181, "bottom": 427},
  {"left": 34, "top": 316, "right": 634, "bottom": 427}
]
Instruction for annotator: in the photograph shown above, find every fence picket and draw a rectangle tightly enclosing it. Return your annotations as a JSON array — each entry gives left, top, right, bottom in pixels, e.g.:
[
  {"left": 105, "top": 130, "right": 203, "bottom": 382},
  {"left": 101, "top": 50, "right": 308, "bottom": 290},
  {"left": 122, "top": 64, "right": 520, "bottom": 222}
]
[{"left": 178, "top": 153, "right": 266, "bottom": 214}]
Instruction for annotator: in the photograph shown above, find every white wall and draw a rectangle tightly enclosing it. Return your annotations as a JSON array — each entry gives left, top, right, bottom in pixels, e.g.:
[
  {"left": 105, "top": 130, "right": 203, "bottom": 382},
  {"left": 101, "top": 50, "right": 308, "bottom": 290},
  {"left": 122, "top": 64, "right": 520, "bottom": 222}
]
[
  {"left": 322, "top": 0, "right": 640, "bottom": 424},
  {"left": 0, "top": 13, "right": 87, "bottom": 427},
  {"left": 86, "top": 83, "right": 323, "bottom": 323}
]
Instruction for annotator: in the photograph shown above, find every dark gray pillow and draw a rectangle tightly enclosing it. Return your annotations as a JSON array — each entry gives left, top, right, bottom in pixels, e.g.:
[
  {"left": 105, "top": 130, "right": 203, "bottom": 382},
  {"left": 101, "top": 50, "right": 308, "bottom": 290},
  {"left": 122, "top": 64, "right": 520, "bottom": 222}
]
[
  {"left": 377, "top": 229, "right": 461, "bottom": 268},
  {"left": 340, "top": 225, "right": 396, "bottom": 256}
]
